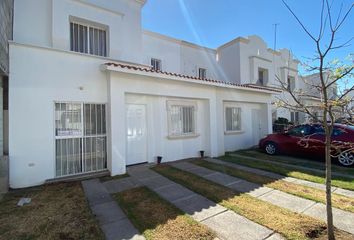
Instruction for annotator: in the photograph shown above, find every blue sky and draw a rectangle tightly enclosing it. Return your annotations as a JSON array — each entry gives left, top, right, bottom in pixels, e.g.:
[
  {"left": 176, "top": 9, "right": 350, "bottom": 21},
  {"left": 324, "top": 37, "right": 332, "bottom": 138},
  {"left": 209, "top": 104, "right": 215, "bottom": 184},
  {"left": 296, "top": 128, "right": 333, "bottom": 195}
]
[{"left": 142, "top": 0, "right": 354, "bottom": 72}]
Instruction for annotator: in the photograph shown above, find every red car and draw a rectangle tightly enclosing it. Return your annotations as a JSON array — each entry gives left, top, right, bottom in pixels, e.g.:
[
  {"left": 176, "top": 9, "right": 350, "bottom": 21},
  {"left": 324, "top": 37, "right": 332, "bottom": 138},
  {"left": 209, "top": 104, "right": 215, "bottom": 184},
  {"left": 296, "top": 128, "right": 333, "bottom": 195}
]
[{"left": 259, "top": 124, "right": 354, "bottom": 167}]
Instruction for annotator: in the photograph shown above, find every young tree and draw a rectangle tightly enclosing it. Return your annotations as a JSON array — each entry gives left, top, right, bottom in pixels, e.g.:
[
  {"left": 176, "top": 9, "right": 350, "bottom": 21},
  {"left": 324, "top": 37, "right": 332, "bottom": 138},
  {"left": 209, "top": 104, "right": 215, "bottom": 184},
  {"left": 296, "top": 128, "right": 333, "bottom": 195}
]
[{"left": 277, "top": 1, "right": 353, "bottom": 239}]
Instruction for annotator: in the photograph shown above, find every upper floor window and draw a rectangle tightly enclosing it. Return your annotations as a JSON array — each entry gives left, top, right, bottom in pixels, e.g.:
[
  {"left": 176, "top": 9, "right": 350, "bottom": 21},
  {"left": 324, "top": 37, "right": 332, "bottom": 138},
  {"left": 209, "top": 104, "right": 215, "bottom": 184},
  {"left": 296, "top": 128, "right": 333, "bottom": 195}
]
[
  {"left": 199, "top": 68, "right": 207, "bottom": 79},
  {"left": 257, "top": 68, "right": 268, "bottom": 86},
  {"left": 70, "top": 22, "right": 107, "bottom": 57},
  {"left": 288, "top": 76, "right": 295, "bottom": 92},
  {"left": 151, "top": 58, "right": 162, "bottom": 71}
]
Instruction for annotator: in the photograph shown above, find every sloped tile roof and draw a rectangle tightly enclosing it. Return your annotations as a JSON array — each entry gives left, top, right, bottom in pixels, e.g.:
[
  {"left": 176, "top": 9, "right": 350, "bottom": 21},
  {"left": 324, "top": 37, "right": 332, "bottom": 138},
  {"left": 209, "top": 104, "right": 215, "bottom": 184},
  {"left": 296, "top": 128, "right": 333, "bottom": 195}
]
[{"left": 104, "top": 62, "right": 282, "bottom": 93}]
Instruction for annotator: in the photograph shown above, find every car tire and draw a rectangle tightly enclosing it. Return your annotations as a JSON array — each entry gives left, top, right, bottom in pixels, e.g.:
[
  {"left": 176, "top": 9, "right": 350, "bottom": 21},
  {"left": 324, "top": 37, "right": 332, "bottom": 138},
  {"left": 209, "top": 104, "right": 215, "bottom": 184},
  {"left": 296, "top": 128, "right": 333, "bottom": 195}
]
[
  {"left": 264, "top": 142, "right": 277, "bottom": 155},
  {"left": 338, "top": 151, "right": 354, "bottom": 167}
]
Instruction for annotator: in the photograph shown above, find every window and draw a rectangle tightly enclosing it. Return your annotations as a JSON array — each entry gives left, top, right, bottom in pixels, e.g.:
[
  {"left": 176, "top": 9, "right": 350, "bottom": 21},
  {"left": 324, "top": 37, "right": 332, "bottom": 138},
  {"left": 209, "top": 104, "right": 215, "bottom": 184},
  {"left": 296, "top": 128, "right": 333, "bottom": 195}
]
[
  {"left": 288, "top": 76, "right": 295, "bottom": 92},
  {"left": 287, "top": 125, "right": 312, "bottom": 137},
  {"left": 313, "top": 125, "right": 344, "bottom": 136},
  {"left": 70, "top": 22, "right": 107, "bottom": 57},
  {"left": 257, "top": 68, "right": 268, "bottom": 86},
  {"left": 167, "top": 101, "right": 196, "bottom": 137},
  {"left": 55, "top": 102, "right": 106, "bottom": 176},
  {"left": 198, "top": 68, "right": 207, "bottom": 79},
  {"left": 291, "top": 111, "right": 299, "bottom": 124},
  {"left": 225, "top": 107, "right": 241, "bottom": 132},
  {"left": 151, "top": 58, "right": 162, "bottom": 71}
]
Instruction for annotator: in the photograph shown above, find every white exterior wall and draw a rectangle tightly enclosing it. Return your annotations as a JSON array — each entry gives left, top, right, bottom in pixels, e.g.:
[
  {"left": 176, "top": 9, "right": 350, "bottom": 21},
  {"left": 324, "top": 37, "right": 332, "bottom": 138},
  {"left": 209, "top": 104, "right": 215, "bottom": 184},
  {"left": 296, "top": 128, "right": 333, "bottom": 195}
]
[
  {"left": 142, "top": 31, "right": 222, "bottom": 80},
  {"left": 9, "top": 43, "right": 108, "bottom": 188},
  {"left": 142, "top": 31, "right": 181, "bottom": 73},
  {"left": 180, "top": 43, "right": 221, "bottom": 79},
  {"left": 9, "top": 42, "right": 273, "bottom": 188},
  {"left": 14, "top": 0, "right": 144, "bottom": 63},
  {"left": 9, "top": 0, "right": 281, "bottom": 188},
  {"left": 107, "top": 69, "right": 272, "bottom": 176},
  {"left": 217, "top": 42, "right": 241, "bottom": 83}
]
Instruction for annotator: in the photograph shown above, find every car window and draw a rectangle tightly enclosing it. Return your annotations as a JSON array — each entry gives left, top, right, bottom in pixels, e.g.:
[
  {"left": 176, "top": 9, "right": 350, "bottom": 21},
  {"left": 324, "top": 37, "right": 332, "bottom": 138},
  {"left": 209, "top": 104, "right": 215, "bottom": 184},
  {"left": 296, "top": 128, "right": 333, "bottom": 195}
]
[
  {"left": 313, "top": 125, "right": 325, "bottom": 135},
  {"left": 312, "top": 125, "right": 344, "bottom": 136},
  {"left": 287, "top": 125, "right": 312, "bottom": 137},
  {"left": 332, "top": 128, "right": 344, "bottom": 136}
]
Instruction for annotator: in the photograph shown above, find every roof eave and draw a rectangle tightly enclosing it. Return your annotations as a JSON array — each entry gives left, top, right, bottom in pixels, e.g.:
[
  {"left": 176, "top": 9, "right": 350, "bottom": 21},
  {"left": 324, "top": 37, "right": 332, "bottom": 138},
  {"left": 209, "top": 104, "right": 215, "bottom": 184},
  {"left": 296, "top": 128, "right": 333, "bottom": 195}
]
[{"left": 101, "top": 64, "right": 280, "bottom": 94}]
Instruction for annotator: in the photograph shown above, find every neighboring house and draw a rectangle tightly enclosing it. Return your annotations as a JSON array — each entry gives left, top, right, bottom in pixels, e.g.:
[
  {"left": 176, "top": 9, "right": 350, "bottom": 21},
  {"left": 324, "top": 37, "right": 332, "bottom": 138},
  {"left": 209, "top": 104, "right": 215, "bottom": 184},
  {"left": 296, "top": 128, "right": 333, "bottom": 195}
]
[
  {"left": 296, "top": 72, "right": 338, "bottom": 123},
  {"left": 0, "top": 0, "right": 12, "bottom": 156},
  {"left": 0, "top": 0, "right": 13, "bottom": 193},
  {"left": 9, "top": 0, "right": 280, "bottom": 188},
  {"left": 142, "top": 33, "right": 301, "bottom": 123},
  {"left": 343, "top": 88, "right": 354, "bottom": 120}
]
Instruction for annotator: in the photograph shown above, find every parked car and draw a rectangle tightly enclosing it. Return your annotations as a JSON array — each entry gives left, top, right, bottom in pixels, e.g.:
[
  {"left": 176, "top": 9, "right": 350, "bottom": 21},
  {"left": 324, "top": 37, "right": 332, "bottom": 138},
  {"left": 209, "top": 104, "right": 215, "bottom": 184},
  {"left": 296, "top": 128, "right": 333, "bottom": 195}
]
[{"left": 259, "top": 124, "right": 354, "bottom": 167}]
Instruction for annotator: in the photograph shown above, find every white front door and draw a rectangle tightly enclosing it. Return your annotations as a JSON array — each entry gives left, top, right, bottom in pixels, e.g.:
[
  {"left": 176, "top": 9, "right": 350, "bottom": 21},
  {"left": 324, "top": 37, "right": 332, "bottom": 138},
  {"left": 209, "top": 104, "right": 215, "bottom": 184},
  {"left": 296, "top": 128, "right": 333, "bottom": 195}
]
[
  {"left": 252, "top": 109, "right": 262, "bottom": 146},
  {"left": 126, "top": 104, "right": 147, "bottom": 165}
]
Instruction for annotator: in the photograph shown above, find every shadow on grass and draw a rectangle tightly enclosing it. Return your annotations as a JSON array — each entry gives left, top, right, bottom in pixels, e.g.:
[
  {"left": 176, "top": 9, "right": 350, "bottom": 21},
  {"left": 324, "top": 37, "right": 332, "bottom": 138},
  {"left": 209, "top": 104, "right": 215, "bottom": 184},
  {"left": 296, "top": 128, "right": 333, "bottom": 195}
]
[
  {"left": 234, "top": 148, "right": 354, "bottom": 176},
  {"left": 113, "top": 186, "right": 215, "bottom": 240},
  {"left": 151, "top": 162, "right": 353, "bottom": 240},
  {"left": 220, "top": 152, "right": 354, "bottom": 191}
]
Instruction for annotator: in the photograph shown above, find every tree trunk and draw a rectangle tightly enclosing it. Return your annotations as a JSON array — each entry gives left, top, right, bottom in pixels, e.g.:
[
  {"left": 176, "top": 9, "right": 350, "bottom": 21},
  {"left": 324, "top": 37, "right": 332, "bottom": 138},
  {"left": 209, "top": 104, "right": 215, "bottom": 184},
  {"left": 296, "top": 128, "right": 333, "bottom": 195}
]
[{"left": 325, "top": 133, "right": 335, "bottom": 240}]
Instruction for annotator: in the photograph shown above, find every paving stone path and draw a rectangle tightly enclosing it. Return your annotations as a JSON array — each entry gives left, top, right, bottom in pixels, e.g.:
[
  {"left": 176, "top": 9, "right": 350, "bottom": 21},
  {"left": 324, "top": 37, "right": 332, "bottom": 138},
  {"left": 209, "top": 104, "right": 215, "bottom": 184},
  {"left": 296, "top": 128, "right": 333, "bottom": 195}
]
[
  {"left": 170, "top": 160, "right": 354, "bottom": 235},
  {"left": 82, "top": 179, "right": 145, "bottom": 240},
  {"left": 221, "top": 155, "right": 354, "bottom": 198},
  {"left": 126, "top": 165, "right": 284, "bottom": 240}
]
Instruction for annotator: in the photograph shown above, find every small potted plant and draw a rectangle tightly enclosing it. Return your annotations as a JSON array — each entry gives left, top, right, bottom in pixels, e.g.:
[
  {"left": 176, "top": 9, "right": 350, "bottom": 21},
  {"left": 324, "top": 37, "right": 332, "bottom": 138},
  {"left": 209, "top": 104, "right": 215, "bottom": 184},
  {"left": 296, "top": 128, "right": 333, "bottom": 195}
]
[{"left": 157, "top": 156, "right": 163, "bottom": 165}]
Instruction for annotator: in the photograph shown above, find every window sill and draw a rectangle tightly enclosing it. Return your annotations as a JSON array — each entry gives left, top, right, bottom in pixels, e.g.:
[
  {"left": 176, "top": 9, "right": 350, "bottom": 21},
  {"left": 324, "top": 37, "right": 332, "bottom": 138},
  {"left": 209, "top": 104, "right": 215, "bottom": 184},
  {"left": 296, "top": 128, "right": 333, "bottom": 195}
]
[
  {"left": 167, "top": 134, "right": 200, "bottom": 140},
  {"left": 224, "top": 130, "right": 244, "bottom": 135}
]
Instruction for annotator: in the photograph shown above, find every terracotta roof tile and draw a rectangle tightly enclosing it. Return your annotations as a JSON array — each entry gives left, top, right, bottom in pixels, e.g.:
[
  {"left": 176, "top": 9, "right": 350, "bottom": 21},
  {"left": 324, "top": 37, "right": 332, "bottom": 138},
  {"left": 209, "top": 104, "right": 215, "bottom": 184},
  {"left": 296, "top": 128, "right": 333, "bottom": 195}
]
[{"left": 104, "top": 62, "right": 281, "bottom": 93}]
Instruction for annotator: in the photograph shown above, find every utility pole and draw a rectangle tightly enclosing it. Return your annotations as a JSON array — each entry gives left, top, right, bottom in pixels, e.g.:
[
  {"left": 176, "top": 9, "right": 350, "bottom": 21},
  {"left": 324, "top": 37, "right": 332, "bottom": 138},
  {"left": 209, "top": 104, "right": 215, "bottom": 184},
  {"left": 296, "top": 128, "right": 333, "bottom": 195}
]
[{"left": 273, "top": 23, "right": 279, "bottom": 50}]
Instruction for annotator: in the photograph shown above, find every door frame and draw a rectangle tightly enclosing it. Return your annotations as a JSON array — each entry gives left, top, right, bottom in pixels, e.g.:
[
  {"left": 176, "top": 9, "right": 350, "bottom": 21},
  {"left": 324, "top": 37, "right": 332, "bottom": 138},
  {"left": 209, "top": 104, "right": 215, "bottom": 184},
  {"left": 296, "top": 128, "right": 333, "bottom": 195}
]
[{"left": 125, "top": 103, "right": 148, "bottom": 166}]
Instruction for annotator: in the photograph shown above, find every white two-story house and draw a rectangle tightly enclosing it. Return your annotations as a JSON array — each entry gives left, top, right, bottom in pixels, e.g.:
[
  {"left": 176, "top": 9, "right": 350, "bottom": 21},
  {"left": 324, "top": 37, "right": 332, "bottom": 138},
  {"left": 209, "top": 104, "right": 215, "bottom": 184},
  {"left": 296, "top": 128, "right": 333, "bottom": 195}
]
[{"left": 9, "top": 0, "right": 284, "bottom": 188}]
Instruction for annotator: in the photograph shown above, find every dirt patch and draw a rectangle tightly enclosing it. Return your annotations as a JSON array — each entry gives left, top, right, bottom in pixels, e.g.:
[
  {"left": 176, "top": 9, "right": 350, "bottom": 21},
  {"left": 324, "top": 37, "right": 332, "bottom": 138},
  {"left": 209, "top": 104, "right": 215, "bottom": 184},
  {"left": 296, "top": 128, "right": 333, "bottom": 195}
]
[
  {"left": 114, "top": 187, "right": 215, "bottom": 240},
  {"left": 0, "top": 182, "right": 104, "bottom": 240}
]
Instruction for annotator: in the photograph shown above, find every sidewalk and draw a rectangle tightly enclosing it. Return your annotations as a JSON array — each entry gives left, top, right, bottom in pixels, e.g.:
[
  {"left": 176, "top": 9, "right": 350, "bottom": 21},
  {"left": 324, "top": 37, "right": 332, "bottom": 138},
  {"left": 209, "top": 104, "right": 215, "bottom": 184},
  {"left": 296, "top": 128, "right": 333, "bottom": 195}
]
[
  {"left": 224, "top": 154, "right": 354, "bottom": 198},
  {"left": 82, "top": 179, "right": 145, "bottom": 240},
  {"left": 170, "top": 160, "right": 354, "bottom": 235}
]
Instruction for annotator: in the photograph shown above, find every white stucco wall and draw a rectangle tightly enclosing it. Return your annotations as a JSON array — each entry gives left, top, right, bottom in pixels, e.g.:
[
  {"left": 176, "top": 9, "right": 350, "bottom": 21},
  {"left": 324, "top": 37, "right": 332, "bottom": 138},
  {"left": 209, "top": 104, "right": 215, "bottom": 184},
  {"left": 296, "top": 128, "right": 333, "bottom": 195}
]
[
  {"left": 180, "top": 43, "right": 221, "bottom": 80},
  {"left": 14, "top": 0, "right": 144, "bottom": 64},
  {"left": 9, "top": 43, "right": 273, "bottom": 188},
  {"left": 142, "top": 30, "right": 222, "bottom": 80},
  {"left": 142, "top": 31, "right": 181, "bottom": 73},
  {"left": 9, "top": 43, "right": 108, "bottom": 188},
  {"left": 217, "top": 42, "right": 241, "bottom": 83},
  {"left": 106, "top": 68, "right": 273, "bottom": 176}
]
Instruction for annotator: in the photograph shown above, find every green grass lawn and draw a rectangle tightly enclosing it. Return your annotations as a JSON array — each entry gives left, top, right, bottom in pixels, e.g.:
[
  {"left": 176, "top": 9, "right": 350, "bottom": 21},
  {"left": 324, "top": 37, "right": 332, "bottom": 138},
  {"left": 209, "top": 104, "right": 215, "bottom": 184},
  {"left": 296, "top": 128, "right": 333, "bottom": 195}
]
[
  {"left": 234, "top": 149, "right": 354, "bottom": 176},
  {"left": 153, "top": 165, "right": 353, "bottom": 240},
  {"left": 0, "top": 182, "right": 104, "bottom": 240},
  {"left": 219, "top": 154, "right": 354, "bottom": 191},
  {"left": 192, "top": 160, "right": 354, "bottom": 213},
  {"left": 114, "top": 186, "right": 215, "bottom": 240}
]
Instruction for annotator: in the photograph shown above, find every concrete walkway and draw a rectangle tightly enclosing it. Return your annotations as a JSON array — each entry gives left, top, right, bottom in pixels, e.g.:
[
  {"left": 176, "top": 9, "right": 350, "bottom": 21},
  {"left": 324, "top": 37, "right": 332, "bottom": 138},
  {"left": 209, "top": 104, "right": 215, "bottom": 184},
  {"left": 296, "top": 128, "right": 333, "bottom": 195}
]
[
  {"left": 221, "top": 155, "right": 354, "bottom": 198},
  {"left": 170, "top": 160, "right": 354, "bottom": 235},
  {"left": 126, "top": 164, "right": 284, "bottom": 240},
  {"left": 82, "top": 179, "right": 145, "bottom": 240}
]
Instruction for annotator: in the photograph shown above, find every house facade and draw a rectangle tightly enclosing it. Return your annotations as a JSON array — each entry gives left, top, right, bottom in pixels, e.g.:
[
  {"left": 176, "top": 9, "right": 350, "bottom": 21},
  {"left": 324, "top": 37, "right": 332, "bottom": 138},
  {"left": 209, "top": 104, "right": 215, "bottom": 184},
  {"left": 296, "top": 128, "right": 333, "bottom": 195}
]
[
  {"left": 0, "top": 0, "right": 13, "bottom": 193},
  {"left": 9, "top": 0, "right": 283, "bottom": 188}
]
